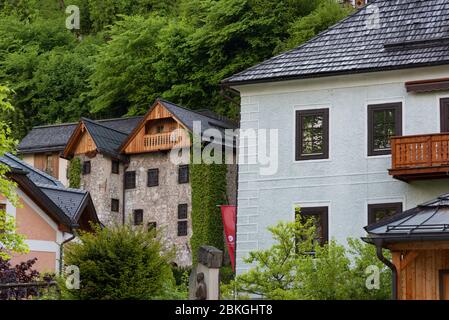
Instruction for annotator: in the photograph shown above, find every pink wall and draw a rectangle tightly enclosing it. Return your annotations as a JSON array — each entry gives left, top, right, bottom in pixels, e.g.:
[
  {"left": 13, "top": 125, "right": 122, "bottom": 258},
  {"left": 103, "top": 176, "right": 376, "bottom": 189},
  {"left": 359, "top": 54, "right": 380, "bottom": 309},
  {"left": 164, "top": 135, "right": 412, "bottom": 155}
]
[
  {"left": 10, "top": 251, "right": 56, "bottom": 273},
  {"left": 15, "top": 198, "right": 57, "bottom": 242},
  {"left": 3, "top": 194, "right": 60, "bottom": 273}
]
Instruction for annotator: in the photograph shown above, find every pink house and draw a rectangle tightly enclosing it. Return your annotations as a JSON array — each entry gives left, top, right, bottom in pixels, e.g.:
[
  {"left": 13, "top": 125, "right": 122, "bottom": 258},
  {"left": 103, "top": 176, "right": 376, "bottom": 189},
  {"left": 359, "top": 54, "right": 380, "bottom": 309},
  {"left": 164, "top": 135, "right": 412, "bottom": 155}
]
[{"left": 0, "top": 153, "right": 100, "bottom": 273}]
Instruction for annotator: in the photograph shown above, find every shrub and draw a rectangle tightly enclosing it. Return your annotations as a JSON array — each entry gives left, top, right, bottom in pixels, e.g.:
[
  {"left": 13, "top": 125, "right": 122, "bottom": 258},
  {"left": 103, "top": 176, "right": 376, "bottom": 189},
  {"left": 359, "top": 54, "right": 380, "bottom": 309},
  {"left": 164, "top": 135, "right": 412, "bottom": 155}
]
[
  {"left": 0, "top": 257, "right": 54, "bottom": 300},
  {"left": 62, "top": 224, "right": 179, "bottom": 300},
  {"left": 223, "top": 210, "right": 392, "bottom": 300}
]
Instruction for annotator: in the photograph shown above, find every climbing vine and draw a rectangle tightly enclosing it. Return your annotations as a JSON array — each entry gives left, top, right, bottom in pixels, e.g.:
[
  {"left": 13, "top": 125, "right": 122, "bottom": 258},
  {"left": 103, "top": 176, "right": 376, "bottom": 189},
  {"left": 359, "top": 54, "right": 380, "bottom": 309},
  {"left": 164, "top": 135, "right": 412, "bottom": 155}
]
[
  {"left": 68, "top": 157, "right": 81, "bottom": 188},
  {"left": 190, "top": 161, "right": 227, "bottom": 265}
]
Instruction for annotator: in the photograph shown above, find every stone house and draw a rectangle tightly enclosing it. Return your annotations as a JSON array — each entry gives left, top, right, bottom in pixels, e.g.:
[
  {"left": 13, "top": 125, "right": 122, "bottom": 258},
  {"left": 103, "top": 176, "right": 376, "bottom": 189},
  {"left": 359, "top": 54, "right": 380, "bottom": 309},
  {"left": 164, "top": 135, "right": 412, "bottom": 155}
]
[{"left": 19, "top": 99, "right": 237, "bottom": 266}]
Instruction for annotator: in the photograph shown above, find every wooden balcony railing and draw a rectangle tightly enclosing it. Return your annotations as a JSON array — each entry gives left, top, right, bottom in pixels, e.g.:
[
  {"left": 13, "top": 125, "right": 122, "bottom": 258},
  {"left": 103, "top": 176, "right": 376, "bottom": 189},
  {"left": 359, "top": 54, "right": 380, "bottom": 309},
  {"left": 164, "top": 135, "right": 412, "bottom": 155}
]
[
  {"left": 390, "top": 133, "right": 449, "bottom": 181},
  {"left": 143, "top": 131, "right": 189, "bottom": 151}
]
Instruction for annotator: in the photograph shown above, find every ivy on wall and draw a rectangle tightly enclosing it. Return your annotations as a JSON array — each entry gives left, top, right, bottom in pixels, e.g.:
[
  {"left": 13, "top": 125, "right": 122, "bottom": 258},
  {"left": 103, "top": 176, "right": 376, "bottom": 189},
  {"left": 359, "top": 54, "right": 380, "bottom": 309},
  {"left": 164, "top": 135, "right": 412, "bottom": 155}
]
[
  {"left": 190, "top": 161, "right": 227, "bottom": 265},
  {"left": 68, "top": 157, "right": 81, "bottom": 188}
]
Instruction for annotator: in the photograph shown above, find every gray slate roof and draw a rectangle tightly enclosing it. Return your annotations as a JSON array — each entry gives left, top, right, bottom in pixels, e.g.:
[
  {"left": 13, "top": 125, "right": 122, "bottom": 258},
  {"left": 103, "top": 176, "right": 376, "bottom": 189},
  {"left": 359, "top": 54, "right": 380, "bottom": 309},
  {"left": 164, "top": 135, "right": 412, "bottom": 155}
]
[
  {"left": 0, "top": 152, "right": 90, "bottom": 224},
  {"left": 18, "top": 123, "right": 77, "bottom": 154},
  {"left": 38, "top": 184, "right": 87, "bottom": 220},
  {"left": 224, "top": 0, "right": 449, "bottom": 85},
  {"left": 159, "top": 99, "right": 237, "bottom": 132},
  {"left": 365, "top": 194, "right": 449, "bottom": 239},
  {"left": 81, "top": 118, "right": 128, "bottom": 159},
  {"left": 0, "top": 153, "right": 63, "bottom": 187},
  {"left": 158, "top": 99, "right": 237, "bottom": 147},
  {"left": 18, "top": 116, "right": 143, "bottom": 154},
  {"left": 98, "top": 116, "right": 143, "bottom": 134}
]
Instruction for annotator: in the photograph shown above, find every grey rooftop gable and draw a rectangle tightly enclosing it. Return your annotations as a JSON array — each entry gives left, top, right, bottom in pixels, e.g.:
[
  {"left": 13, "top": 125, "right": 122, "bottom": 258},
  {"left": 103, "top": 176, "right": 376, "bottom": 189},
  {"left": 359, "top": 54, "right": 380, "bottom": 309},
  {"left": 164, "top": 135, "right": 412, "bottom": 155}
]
[
  {"left": 224, "top": 0, "right": 449, "bottom": 85},
  {"left": 81, "top": 118, "right": 128, "bottom": 159},
  {"left": 18, "top": 116, "right": 143, "bottom": 154},
  {"left": 18, "top": 123, "right": 77, "bottom": 154},
  {"left": 37, "top": 183, "right": 88, "bottom": 221},
  {"left": 158, "top": 99, "right": 237, "bottom": 133}
]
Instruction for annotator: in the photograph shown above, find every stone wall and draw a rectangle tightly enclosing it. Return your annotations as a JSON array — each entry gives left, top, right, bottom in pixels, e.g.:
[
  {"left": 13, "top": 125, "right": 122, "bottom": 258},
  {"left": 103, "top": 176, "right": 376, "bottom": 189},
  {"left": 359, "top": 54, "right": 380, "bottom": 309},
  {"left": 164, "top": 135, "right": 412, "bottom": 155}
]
[
  {"left": 125, "top": 152, "right": 192, "bottom": 266},
  {"left": 75, "top": 150, "right": 237, "bottom": 267},
  {"left": 78, "top": 153, "right": 124, "bottom": 226}
]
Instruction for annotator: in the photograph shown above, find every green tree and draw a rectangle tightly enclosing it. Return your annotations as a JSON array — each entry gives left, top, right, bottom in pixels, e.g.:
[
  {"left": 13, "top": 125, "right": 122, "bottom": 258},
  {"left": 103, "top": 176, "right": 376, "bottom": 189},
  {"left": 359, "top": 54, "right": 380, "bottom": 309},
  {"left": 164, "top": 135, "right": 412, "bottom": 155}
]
[
  {"left": 276, "top": 0, "right": 354, "bottom": 53},
  {"left": 88, "top": 0, "right": 352, "bottom": 120},
  {"left": 62, "top": 224, "right": 181, "bottom": 300},
  {"left": 0, "top": 85, "right": 28, "bottom": 260},
  {"left": 0, "top": 15, "right": 80, "bottom": 138},
  {"left": 89, "top": 15, "right": 168, "bottom": 117},
  {"left": 223, "top": 210, "right": 392, "bottom": 300},
  {"left": 0, "top": 0, "right": 352, "bottom": 137}
]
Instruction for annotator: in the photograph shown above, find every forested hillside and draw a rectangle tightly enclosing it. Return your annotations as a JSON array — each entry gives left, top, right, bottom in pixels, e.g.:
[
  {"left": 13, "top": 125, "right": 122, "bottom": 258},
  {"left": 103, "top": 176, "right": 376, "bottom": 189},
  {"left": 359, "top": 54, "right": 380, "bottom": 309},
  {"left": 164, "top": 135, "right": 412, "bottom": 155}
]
[{"left": 0, "top": 0, "right": 353, "bottom": 139}]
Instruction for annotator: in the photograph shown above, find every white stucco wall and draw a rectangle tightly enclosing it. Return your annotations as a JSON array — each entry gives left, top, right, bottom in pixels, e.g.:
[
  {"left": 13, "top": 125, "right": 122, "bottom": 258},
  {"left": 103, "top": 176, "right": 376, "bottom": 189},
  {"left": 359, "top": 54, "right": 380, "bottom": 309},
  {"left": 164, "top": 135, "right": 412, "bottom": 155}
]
[
  {"left": 58, "top": 158, "right": 69, "bottom": 187},
  {"left": 233, "top": 65, "right": 449, "bottom": 274}
]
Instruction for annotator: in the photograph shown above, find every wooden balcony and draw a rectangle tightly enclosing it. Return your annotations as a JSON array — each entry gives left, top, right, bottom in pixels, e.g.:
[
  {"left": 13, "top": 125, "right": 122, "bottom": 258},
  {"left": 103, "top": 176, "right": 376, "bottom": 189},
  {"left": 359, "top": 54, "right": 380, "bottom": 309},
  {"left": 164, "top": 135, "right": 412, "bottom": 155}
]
[
  {"left": 389, "top": 133, "right": 449, "bottom": 181},
  {"left": 142, "top": 131, "right": 190, "bottom": 152}
]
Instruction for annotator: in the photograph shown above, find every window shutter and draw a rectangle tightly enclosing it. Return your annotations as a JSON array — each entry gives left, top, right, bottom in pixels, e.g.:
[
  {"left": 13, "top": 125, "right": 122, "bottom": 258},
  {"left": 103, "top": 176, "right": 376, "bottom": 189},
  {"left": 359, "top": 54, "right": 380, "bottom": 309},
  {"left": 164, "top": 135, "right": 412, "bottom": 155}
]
[
  {"left": 177, "top": 221, "right": 188, "bottom": 236},
  {"left": 178, "top": 204, "right": 188, "bottom": 219},
  {"left": 82, "top": 161, "right": 91, "bottom": 175},
  {"left": 133, "top": 209, "right": 143, "bottom": 225},
  {"left": 111, "top": 199, "right": 119, "bottom": 212},
  {"left": 125, "top": 171, "right": 136, "bottom": 189},
  {"left": 111, "top": 160, "right": 120, "bottom": 174},
  {"left": 147, "top": 169, "right": 159, "bottom": 187},
  {"left": 178, "top": 165, "right": 189, "bottom": 184}
]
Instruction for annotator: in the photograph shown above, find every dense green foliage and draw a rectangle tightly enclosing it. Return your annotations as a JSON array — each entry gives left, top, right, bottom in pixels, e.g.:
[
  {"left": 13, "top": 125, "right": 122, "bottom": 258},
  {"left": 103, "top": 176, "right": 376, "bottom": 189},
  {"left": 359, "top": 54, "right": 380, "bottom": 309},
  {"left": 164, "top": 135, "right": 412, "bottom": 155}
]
[
  {"left": 0, "top": 0, "right": 353, "bottom": 139},
  {"left": 0, "top": 85, "right": 28, "bottom": 260},
  {"left": 68, "top": 157, "right": 81, "bottom": 188},
  {"left": 222, "top": 211, "right": 392, "bottom": 300},
  {"left": 62, "top": 224, "right": 185, "bottom": 299},
  {"left": 190, "top": 162, "right": 227, "bottom": 264}
]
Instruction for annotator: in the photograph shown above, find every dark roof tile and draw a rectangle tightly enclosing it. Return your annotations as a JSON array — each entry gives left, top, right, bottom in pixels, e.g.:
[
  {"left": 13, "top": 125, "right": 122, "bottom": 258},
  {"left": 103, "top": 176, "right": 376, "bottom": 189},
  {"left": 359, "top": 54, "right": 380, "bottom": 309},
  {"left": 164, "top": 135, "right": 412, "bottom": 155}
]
[
  {"left": 18, "top": 117, "right": 143, "bottom": 154},
  {"left": 0, "top": 153, "right": 63, "bottom": 187},
  {"left": 0, "top": 153, "right": 90, "bottom": 224},
  {"left": 81, "top": 118, "right": 128, "bottom": 160}
]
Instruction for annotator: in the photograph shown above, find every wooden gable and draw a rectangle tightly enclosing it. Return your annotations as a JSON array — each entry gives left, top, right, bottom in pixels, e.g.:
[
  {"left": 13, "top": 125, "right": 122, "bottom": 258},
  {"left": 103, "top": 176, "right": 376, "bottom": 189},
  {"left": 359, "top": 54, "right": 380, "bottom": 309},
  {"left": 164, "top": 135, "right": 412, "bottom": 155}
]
[
  {"left": 121, "top": 101, "right": 190, "bottom": 154},
  {"left": 63, "top": 122, "right": 97, "bottom": 158}
]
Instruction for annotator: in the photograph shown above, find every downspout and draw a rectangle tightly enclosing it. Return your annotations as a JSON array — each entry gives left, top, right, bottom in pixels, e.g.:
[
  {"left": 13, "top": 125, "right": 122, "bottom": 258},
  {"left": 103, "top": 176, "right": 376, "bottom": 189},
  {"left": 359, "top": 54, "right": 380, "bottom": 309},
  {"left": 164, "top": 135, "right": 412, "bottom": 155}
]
[
  {"left": 375, "top": 240, "right": 397, "bottom": 300},
  {"left": 122, "top": 162, "right": 129, "bottom": 225},
  {"left": 59, "top": 230, "right": 77, "bottom": 276}
]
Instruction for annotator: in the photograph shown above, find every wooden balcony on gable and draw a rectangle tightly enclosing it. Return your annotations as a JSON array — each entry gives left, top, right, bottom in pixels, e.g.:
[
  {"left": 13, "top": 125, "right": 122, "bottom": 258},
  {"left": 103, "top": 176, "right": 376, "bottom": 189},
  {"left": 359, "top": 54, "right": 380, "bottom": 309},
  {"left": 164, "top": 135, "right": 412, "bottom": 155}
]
[
  {"left": 121, "top": 101, "right": 193, "bottom": 154},
  {"left": 142, "top": 131, "right": 190, "bottom": 152},
  {"left": 389, "top": 133, "right": 449, "bottom": 181},
  {"left": 123, "top": 120, "right": 191, "bottom": 154}
]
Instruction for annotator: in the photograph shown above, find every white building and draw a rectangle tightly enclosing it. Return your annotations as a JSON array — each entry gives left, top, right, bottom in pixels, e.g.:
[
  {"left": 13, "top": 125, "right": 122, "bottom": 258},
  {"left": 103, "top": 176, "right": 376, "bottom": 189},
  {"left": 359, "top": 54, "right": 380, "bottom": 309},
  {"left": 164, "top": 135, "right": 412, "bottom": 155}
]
[{"left": 223, "top": 0, "right": 449, "bottom": 274}]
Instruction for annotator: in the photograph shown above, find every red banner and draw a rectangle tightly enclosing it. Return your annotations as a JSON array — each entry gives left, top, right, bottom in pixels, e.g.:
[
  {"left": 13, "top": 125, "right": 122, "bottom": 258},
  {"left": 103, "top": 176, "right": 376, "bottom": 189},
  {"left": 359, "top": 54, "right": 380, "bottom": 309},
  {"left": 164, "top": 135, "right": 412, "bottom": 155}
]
[{"left": 220, "top": 205, "right": 236, "bottom": 271}]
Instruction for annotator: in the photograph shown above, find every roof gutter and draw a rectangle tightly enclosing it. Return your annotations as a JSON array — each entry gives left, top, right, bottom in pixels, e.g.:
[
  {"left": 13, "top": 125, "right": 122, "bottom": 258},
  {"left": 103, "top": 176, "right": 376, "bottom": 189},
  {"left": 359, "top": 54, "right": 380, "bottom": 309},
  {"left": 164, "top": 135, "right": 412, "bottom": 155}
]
[
  {"left": 122, "top": 161, "right": 129, "bottom": 225},
  {"left": 372, "top": 239, "right": 398, "bottom": 300},
  {"left": 59, "top": 231, "right": 77, "bottom": 275}
]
